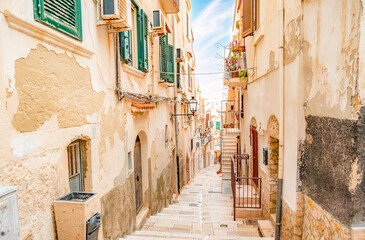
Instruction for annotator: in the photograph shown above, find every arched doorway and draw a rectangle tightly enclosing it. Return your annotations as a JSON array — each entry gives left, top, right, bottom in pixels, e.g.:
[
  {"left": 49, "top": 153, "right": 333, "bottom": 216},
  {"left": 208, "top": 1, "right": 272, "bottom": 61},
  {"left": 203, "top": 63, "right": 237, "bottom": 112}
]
[{"left": 134, "top": 136, "right": 143, "bottom": 213}]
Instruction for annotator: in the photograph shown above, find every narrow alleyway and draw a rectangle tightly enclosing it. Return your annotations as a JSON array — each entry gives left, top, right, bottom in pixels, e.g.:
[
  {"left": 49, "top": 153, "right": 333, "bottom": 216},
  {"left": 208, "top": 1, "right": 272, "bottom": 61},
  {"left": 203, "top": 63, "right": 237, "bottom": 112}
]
[{"left": 124, "top": 165, "right": 274, "bottom": 240}]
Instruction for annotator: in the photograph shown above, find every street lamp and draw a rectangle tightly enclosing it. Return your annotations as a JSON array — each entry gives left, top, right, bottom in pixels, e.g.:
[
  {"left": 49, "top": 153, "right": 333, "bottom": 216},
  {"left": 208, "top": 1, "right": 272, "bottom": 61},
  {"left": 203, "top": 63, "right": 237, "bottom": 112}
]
[
  {"left": 173, "top": 96, "right": 198, "bottom": 117},
  {"left": 189, "top": 96, "right": 198, "bottom": 115}
]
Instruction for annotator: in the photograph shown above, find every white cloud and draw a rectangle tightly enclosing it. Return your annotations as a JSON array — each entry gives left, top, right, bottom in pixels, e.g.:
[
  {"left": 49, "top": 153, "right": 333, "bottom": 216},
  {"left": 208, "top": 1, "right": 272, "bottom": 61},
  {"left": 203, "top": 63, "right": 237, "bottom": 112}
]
[{"left": 192, "top": 0, "right": 234, "bottom": 105}]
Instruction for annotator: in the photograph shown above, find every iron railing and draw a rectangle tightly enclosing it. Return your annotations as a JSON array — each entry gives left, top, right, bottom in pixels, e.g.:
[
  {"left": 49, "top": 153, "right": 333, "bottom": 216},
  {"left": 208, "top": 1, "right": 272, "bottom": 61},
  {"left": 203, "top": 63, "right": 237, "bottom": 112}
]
[{"left": 231, "top": 154, "right": 261, "bottom": 220}]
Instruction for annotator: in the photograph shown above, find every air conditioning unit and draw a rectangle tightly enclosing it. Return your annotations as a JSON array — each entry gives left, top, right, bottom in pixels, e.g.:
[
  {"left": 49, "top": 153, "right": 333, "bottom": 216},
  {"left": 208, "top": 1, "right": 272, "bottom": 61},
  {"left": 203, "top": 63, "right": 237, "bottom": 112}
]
[
  {"left": 101, "top": 0, "right": 132, "bottom": 29},
  {"left": 176, "top": 48, "right": 184, "bottom": 62},
  {"left": 153, "top": 10, "right": 166, "bottom": 35}
]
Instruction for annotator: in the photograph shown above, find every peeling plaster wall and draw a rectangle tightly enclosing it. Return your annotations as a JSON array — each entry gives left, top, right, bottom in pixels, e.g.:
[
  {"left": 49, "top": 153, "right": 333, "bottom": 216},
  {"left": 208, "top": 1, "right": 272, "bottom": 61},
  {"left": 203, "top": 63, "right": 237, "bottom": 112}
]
[
  {"left": 240, "top": 0, "right": 365, "bottom": 232},
  {"left": 0, "top": 0, "right": 196, "bottom": 239}
]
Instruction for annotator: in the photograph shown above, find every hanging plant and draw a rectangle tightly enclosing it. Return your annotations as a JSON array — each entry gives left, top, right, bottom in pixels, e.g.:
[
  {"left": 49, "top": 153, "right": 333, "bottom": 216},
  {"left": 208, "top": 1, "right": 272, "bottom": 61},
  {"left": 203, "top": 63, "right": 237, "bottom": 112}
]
[{"left": 239, "top": 69, "right": 248, "bottom": 81}]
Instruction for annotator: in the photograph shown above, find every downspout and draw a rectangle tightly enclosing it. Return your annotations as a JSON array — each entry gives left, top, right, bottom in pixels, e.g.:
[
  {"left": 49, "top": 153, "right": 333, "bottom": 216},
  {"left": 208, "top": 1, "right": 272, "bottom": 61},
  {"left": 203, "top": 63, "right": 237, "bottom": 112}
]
[
  {"left": 173, "top": 16, "right": 180, "bottom": 193},
  {"left": 116, "top": 32, "right": 124, "bottom": 100},
  {"left": 275, "top": 0, "right": 285, "bottom": 239}
]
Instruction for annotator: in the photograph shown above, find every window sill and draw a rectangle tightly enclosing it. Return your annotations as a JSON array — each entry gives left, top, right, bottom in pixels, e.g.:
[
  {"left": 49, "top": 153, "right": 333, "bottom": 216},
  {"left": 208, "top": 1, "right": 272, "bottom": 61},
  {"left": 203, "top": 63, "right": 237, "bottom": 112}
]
[
  {"left": 159, "top": 81, "right": 174, "bottom": 88},
  {"left": 3, "top": 10, "right": 94, "bottom": 58},
  {"left": 253, "top": 24, "right": 264, "bottom": 47},
  {"left": 122, "top": 64, "right": 146, "bottom": 78}
]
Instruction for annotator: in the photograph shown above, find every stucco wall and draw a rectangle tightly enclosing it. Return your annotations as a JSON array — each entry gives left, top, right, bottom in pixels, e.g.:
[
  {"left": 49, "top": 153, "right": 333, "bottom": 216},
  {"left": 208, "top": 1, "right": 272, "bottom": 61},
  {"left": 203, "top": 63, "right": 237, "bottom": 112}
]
[{"left": 0, "top": 0, "right": 196, "bottom": 239}]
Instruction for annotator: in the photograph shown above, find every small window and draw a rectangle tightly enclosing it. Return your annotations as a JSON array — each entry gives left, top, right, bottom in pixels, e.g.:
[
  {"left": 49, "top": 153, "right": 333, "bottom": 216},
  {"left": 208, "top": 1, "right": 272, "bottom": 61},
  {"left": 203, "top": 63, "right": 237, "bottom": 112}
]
[
  {"left": 67, "top": 140, "right": 84, "bottom": 192},
  {"left": 128, "top": 151, "right": 133, "bottom": 172},
  {"left": 33, "top": 0, "right": 82, "bottom": 41},
  {"left": 165, "top": 125, "right": 169, "bottom": 147}
]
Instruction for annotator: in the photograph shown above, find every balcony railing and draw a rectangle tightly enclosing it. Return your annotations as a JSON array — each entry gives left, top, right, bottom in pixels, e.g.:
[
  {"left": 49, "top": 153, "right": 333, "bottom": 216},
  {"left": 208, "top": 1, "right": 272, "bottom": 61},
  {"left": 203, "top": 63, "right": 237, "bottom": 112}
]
[
  {"left": 161, "top": 0, "right": 180, "bottom": 14},
  {"left": 231, "top": 154, "right": 261, "bottom": 221}
]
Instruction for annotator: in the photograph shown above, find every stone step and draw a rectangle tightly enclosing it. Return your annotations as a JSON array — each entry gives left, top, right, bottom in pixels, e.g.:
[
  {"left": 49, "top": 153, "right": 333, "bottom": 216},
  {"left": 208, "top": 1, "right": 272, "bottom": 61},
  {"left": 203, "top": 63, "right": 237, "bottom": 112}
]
[
  {"left": 126, "top": 230, "right": 273, "bottom": 240},
  {"left": 258, "top": 220, "right": 275, "bottom": 238},
  {"left": 270, "top": 213, "right": 276, "bottom": 227},
  {"left": 236, "top": 208, "right": 262, "bottom": 219}
]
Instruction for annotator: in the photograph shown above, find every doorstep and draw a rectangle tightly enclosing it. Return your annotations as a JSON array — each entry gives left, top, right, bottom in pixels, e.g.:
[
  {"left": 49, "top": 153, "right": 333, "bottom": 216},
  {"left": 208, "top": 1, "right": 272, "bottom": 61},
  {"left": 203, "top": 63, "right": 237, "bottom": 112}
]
[{"left": 136, "top": 207, "right": 149, "bottom": 230}]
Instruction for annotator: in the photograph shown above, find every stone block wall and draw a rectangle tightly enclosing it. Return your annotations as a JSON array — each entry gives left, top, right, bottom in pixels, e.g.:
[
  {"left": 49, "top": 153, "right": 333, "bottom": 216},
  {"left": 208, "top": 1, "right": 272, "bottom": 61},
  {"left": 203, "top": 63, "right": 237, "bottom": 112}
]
[
  {"left": 280, "top": 193, "right": 304, "bottom": 240},
  {"left": 268, "top": 137, "right": 279, "bottom": 214},
  {"left": 302, "top": 195, "right": 351, "bottom": 240}
]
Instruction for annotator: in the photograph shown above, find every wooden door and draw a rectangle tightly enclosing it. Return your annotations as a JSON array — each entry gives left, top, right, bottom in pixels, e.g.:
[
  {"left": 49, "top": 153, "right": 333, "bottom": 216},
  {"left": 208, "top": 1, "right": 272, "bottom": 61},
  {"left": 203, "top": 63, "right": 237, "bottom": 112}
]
[
  {"left": 134, "top": 137, "right": 143, "bottom": 213},
  {"left": 251, "top": 127, "right": 259, "bottom": 185}
]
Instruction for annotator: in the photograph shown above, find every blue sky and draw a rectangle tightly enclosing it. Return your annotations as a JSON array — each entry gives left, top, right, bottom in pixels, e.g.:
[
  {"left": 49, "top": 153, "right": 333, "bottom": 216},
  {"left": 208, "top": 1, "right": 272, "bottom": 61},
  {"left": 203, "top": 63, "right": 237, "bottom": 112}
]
[{"left": 191, "top": 0, "right": 235, "bottom": 109}]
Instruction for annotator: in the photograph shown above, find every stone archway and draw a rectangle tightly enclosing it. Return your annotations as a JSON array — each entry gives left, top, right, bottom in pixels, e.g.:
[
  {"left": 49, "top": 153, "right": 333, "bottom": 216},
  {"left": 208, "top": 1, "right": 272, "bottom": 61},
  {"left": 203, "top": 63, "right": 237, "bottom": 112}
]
[{"left": 267, "top": 115, "right": 279, "bottom": 214}]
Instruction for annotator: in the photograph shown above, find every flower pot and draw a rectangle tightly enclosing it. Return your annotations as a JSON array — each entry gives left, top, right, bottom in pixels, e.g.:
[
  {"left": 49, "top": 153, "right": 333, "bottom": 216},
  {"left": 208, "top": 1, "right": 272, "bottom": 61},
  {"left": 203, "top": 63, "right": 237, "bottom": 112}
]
[{"left": 54, "top": 192, "right": 101, "bottom": 240}]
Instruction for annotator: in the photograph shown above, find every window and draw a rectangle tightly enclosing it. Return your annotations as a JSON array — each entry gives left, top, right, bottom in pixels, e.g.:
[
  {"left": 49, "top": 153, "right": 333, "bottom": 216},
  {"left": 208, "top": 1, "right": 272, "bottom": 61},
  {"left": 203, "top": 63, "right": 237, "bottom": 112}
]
[
  {"left": 33, "top": 0, "right": 82, "bottom": 41},
  {"left": 128, "top": 151, "right": 133, "bottom": 172},
  {"left": 159, "top": 34, "right": 174, "bottom": 83},
  {"left": 120, "top": 3, "right": 149, "bottom": 72},
  {"left": 177, "top": 63, "right": 181, "bottom": 89},
  {"left": 67, "top": 140, "right": 84, "bottom": 192},
  {"left": 186, "top": 13, "right": 189, "bottom": 37},
  {"left": 240, "top": 94, "right": 244, "bottom": 118},
  {"left": 188, "top": 65, "right": 191, "bottom": 89}
]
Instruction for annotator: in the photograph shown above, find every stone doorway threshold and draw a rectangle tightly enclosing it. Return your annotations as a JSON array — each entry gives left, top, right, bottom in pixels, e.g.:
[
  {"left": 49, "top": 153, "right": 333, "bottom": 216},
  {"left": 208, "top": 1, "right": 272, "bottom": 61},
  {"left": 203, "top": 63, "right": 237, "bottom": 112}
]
[{"left": 136, "top": 207, "right": 149, "bottom": 230}]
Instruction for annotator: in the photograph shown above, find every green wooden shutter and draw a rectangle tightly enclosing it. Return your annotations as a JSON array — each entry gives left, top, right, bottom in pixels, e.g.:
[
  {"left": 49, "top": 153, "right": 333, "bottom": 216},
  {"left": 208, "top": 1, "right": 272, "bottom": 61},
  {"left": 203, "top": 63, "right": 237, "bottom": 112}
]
[
  {"left": 168, "top": 45, "right": 174, "bottom": 83},
  {"left": 142, "top": 11, "right": 149, "bottom": 72},
  {"left": 177, "top": 63, "right": 181, "bottom": 89},
  {"left": 120, "top": 31, "right": 132, "bottom": 63},
  {"left": 33, "top": 0, "right": 82, "bottom": 40},
  {"left": 136, "top": 9, "right": 149, "bottom": 72},
  {"left": 137, "top": 9, "right": 144, "bottom": 71},
  {"left": 159, "top": 35, "right": 168, "bottom": 81}
]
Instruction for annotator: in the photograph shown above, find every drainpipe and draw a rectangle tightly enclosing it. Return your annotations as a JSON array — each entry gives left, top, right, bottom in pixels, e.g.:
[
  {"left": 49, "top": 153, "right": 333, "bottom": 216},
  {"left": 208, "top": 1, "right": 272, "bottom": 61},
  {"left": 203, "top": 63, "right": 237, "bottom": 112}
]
[
  {"left": 116, "top": 33, "right": 123, "bottom": 100},
  {"left": 173, "top": 16, "right": 180, "bottom": 193},
  {"left": 275, "top": 0, "right": 285, "bottom": 239}
]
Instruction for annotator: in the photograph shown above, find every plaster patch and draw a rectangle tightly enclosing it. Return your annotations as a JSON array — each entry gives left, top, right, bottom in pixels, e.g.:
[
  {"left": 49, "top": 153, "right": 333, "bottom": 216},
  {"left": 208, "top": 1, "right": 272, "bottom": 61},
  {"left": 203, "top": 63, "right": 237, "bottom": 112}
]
[
  {"left": 12, "top": 44, "right": 105, "bottom": 133},
  {"left": 10, "top": 134, "right": 37, "bottom": 158},
  {"left": 349, "top": 157, "right": 363, "bottom": 193}
]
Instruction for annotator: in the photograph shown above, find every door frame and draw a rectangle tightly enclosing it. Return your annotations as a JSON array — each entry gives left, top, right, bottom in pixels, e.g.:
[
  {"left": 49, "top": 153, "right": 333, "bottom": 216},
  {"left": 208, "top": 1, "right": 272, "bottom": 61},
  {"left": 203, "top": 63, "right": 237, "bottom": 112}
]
[{"left": 134, "top": 136, "right": 143, "bottom": 213}]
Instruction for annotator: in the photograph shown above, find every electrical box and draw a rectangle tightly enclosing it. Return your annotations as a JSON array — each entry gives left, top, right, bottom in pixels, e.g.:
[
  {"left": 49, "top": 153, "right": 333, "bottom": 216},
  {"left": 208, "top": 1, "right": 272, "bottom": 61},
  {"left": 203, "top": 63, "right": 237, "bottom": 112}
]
[
  {"left": 0, "top": 187, "right": 19, "bottom": 240},
  {"left": 263, "top": 148, "right": 268, "bottom": 166}
]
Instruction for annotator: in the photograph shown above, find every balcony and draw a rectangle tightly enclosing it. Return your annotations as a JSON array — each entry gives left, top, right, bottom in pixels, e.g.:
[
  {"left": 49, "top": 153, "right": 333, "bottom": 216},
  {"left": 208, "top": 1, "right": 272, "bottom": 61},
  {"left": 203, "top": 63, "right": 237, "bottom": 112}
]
[
  {"left": 161, "top": 0, "right": 180, "bottom": 14},
  {"left": 224, "top": 55, "right": 247, "bottom": 88}
]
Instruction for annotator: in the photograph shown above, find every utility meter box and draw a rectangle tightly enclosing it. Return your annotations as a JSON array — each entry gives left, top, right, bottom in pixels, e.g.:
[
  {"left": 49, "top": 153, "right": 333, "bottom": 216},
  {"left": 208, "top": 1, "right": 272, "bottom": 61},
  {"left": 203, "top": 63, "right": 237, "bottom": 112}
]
[{"left": 0, "top": 186, "right": 19, "bottom": 240}]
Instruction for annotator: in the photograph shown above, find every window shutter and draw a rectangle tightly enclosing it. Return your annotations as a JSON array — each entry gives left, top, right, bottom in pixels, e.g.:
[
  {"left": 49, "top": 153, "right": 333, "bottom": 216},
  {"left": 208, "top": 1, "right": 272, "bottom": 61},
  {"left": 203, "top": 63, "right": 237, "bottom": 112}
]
[
  {"left": 241, "top": 0, "right": 254, "bottom": 38},
  {"left": 188, "top": 65, "right": 191, "bottom": 88},
  {"left": 177, "top": 63, "right": 181, "bottom": 89},
  {"left": 137, "top": 9, "right": 149, "bottom": 72},
  {"left": 143, "top": 11, "right": 149, "bottom": 72},
  {"left": 159, "top": 35, "right": 168, "bottom": 81},
  {"left": 33, "top": 0, "right": 82, "bottom": 40},
  {"left": 137, "top": 9, "right": 144, "bottom": 71},
  {"left": 186, "top": 13, "right": 189, "bottom": 37},
  {"left": 120, "top": 31, "right": 132, "bottom": 63},
  {"left": 168, "top": 45, "right": 174, "bottom": 83}
]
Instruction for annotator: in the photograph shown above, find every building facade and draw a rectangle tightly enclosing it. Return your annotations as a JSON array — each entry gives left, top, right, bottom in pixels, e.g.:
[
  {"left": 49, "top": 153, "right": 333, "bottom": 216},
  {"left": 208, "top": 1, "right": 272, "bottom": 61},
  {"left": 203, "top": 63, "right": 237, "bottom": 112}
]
[
  {"left": 0, "top": 0, "right": 198, "bottom": 239},
  {"left": 225, "top": 0, "right": 365, "bottom": 239}
]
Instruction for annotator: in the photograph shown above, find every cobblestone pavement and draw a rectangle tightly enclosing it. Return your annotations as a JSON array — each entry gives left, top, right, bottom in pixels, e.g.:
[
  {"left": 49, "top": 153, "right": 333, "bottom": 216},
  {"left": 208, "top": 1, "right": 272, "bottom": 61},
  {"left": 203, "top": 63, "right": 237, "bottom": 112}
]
[{"left": 124, "top": 165, "right": 274, "bottom": 240}]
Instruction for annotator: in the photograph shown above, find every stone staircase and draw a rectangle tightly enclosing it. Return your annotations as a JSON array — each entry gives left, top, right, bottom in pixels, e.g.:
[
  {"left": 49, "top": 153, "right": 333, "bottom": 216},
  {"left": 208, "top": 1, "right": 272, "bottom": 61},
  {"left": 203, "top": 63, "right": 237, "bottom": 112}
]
[
  {"left": 221, "top": 129, "right": 240, "bottom": 194},
  {"left": 123, "top": 165, "right": 273, "bottom": 240}
]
